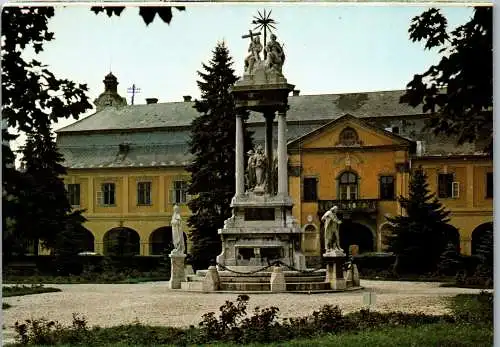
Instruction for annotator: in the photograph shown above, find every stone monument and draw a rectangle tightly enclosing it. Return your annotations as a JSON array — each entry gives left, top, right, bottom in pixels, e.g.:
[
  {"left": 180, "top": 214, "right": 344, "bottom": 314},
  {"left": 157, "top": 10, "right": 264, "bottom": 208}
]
[
  {"left": 321, "top": 206, "right": 347, "bottom": 289},
  {"left": 216, "top": 25, "right": 305, "bottom": 272},
  {"left": 169, "top": 204, "right": 186, "bottom": 289}
]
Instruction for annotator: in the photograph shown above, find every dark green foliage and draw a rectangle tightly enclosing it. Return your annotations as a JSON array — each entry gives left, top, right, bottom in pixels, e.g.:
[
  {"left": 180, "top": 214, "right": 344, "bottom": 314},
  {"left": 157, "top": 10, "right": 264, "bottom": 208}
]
[
  {"left": 385, "top": 166, "right": 451, "bottom": 274},
  {"left": 3, "top": 303, "right": 12, "bottom": 310},
  {"left": 450, "top": 291, "right": 493, "bottom": 323},
  {"left": 187, "top": 42, "right": 253, "bottom": 270},
  {"left": 12, "top": 293, "right": 492, "bottom": 346},
  {"left": 91, "top": 6, "right": 186, "bottom": 26},
  {"left": 401, "top": 7, "right": 493, "bottom": 153},
  {"left": 2, "top": 7, "right": 92, "bottom": 262},
  {"left": 437, "top": 242, "right": 463, "bottom": 276},
  {"left": 3, "top": 284, "right": 61, "bottom": 297}
]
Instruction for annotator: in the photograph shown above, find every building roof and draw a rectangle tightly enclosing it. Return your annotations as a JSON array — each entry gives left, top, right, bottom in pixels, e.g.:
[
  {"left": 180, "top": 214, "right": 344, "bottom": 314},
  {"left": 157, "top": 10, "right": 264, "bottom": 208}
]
[{"left": 57, "top": 90, "right": 425, "bottom": 133}]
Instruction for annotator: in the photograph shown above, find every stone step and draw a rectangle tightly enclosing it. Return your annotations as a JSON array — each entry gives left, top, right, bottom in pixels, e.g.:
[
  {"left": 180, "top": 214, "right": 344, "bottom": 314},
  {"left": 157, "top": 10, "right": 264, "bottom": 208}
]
[
  {"left": 286, "top": 282, "right": 331, "bottom": 291},
  {"left": 221, "top": 282, "right": 271, "bottom": 291},
  {"left": 219, "top": 275, "right": 325, "bottom": 283},
  {"left": 185, "top": 274, "right": 204, "bottom": 282},
  {"left": 181, "top": 281, "right": 204, "bottom": 291}
]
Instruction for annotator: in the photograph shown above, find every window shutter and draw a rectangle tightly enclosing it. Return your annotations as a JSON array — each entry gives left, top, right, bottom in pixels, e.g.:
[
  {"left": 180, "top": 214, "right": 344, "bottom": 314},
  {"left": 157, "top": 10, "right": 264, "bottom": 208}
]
[
  {"left": 452, "top": 182, "right": 460, "bottom": 198},
  {"left": 168, "top": 189, "right": 174, "bottom": 204},
  {"left": 96, "top": 191, "right": 103, "bottom": 206}
]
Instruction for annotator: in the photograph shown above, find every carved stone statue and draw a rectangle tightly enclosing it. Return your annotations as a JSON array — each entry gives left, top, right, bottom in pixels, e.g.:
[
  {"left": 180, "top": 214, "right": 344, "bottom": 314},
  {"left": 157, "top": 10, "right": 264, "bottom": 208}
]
[
  {"left": 321, "top": 206, "right": 342, "bottom": 253},
  {"left": 265, "top": 34, "right": 285, "bottom": 74},
  {"left": 246, "top": 149, "right": 256, "bottom": 190},
  {"left": 171, "top": 204, "right": 185, "bottom": 255},
  {"left": 244, "top": 36, "right": 263, "bottom": 75},
  {"left": 247, "top": 145, "right": 267, "bottom": 192}
]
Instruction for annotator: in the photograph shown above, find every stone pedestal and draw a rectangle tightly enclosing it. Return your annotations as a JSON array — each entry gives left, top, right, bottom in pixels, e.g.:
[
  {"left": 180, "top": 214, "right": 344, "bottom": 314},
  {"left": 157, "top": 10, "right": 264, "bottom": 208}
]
[
  {"left": 202, "top": 265, "right": 220, "bottom": 292},
  {"left": 169, "top": 253, "right": 186, "bottom": 289},
  {"left": 270, "top": 266, "right": 286, "bottom": 292},
  {"left": 324, "top": 251, "right": 346, "bottom": 290}
]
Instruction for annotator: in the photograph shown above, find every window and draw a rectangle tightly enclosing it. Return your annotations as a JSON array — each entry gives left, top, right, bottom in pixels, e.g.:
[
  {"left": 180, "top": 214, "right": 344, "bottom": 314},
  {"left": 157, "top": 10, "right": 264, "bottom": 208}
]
[
  {"left": 101, "top": 183, "right": 116, "bottom": 206},
  {"left": 486, "top": 172, "right": 493, "bottom": 198},
  {"left": 137, "top": 182, "right": 152, "bottom": 205},
  {"left": 380, "top": 176, "right": 395, "bottom": 200},
  {"left": 338, "top": 171, "right": 358, "bottom": 200},
  {"left": 438, "top": 174, "right": 454, "bottom": 198},
  {"left": 303, "top": 177, "right": 318, "bottom": 202},
  {"left": 339, "top": 127, "right": 359, "bottom": 146},
  {"left": 171, "top": 180, "right": 188, "bottom": 204},
  {"left": 66, "top": 184, "right": 80, "bottom": 207}
]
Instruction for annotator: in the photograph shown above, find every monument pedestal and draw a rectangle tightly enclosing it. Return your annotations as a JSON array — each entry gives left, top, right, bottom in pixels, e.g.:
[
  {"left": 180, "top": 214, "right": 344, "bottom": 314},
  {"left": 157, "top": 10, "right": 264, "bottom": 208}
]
[
  {"left": 169, "top": 253, "right": 186, "bottom": 289},
  {"left": 324, "top": 250, "right": 347, "bottom": 290}
]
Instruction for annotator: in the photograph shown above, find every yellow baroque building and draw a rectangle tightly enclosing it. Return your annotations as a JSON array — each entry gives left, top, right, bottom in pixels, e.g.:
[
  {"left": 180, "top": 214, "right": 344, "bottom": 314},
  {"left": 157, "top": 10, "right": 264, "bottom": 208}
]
[{"left": 56, "top": 74, "right": 493, "bottom": 260}]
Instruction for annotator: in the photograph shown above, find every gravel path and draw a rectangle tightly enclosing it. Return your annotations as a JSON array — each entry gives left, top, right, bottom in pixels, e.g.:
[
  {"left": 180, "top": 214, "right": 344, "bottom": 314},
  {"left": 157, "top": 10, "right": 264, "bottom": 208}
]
[{"left": 1, "top": 280, "right": 488, "bottom": 345}]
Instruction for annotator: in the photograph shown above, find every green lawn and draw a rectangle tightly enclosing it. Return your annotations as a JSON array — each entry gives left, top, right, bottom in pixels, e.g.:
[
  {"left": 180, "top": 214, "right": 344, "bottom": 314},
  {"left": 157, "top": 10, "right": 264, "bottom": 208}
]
[{"left": 3, "top": 285, "right": 61, "bottom": 297}]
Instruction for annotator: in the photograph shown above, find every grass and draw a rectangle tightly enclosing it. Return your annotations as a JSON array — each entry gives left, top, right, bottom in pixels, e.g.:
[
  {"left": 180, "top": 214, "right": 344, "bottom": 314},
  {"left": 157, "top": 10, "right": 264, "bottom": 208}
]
[
  {"left": 3, "top": 302, "right": 12, "bottom": 309},
  {"left": 3, "top": 274, "right": 170, "bottom": 285},
  {"left": 3, "top": 285, "right": 61, "bottom": 297},
  {"left": 7, "top": 323, "right": 492, "bottom": 347}
]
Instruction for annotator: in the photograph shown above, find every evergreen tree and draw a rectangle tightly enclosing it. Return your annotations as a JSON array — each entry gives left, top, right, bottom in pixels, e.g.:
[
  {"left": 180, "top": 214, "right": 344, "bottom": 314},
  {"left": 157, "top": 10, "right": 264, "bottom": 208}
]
[
  {"left": 18, "top": 120, "right": 87, "bottom": 264},
  {"left": 437, "top": 242, "right": 462, "bottom": 276},
  {"left": 187, "top": 42, "right": 253, "bottom": 270},
  {"left": 386, "top": 166, "right": 451, "bottom": 274}
]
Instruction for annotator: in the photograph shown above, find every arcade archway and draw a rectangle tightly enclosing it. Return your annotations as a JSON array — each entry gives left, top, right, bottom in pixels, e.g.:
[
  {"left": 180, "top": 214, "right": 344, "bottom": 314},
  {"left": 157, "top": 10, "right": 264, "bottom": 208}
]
[
  {"left": 471, "top": 222, "right": 493, "bottom": 255},
  {"left": 103, "top": 227, "right": 140, "bottom": 256},
  {"left": 339, "top": 221, "right": 374, "bottom": 254},
  {"left": 77, "top": 227, "right": 95, "bottom": 252},
  {"left": 443, "top": 225, "right": 460, "bottom": 252},
  {"left": 149, "top": 227, "right": 173, "bottom": 255}
]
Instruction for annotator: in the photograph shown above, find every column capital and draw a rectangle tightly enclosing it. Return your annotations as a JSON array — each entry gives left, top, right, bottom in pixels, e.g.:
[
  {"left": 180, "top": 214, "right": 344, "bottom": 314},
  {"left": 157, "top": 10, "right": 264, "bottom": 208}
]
[{"left": 277, "top": 105, "right": 289, "bottom": 115}]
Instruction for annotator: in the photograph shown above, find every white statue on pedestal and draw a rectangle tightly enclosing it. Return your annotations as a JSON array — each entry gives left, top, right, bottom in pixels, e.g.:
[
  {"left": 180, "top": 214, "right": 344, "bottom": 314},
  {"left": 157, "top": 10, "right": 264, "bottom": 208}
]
[
  {"left": 171, "top": 204, "right": 185, "bottom": 255},
  {"left": 321, "top": 206, "right": 343, "bottom": 254}
]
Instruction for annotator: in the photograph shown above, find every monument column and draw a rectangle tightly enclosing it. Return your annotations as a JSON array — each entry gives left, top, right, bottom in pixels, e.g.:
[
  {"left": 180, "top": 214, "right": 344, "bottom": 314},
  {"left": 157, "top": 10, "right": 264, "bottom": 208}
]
[
  {"left": 277, "top": 109, "right": 288, "bottom": 196},
  {"left": 264, "top": 111, "right": 275, "bottom": 194},
  {"left": 235, "top": 114, "right": 245, "bottom": 196}
]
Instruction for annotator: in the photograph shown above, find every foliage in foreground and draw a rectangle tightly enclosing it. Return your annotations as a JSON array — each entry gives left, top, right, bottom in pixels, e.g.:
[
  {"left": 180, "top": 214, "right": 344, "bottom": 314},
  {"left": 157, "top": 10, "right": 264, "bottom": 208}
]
[
  {"left": 3, "top": 284, "right": 61, "bottom": 298},
  {"left": 9, "top": 292, "right": 492, "bottom": 346},
  {"left": 402, "top": 7, "right": 492, "bottom": 153}
]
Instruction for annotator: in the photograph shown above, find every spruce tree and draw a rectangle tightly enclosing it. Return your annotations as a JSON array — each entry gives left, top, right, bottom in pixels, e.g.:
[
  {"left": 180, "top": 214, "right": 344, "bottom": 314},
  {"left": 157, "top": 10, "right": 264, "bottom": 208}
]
[
  {"left": 18, "top": 121, "right": 87, "bottom": 268},
  {"left": 187, "top": 42, "right": 253, "bottom": 270},
  {"left": 386, "top": 166, "right": 451, "bottom": 274}
]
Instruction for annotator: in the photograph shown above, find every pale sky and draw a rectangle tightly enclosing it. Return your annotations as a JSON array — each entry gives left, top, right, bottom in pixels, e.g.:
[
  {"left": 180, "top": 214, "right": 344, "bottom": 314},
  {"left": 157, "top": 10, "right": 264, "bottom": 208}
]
[{"left": 9, "top": 4, "right": 475, "bottom": 155}]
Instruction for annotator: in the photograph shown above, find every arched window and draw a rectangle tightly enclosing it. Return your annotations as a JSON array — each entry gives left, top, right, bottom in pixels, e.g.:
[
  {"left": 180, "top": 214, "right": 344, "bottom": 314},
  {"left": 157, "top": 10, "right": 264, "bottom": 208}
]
[
  {"left": 338, "top": 171, "right": 358, "bottom": 200},
  {"left": 339, "top": 127, "right": 359, "bottom": 146}
]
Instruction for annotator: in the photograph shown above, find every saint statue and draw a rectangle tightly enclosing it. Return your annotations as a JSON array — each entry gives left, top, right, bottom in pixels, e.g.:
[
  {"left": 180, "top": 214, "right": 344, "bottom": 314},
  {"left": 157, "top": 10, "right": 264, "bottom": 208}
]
[
  {"left": 321, "top": 206, "right": 343, "bottom": 253},
  {"left": 171, "top": 204, "right": 185, "bottom": 255},
  {"left": 265, "top": 34, "right": 285, "bottom": 74},
  {"left": 247, "top": 145, "right": 267, "bottom": 191},
  {"left": 244, "top": 36, "right": 263, "bottom": 74}
]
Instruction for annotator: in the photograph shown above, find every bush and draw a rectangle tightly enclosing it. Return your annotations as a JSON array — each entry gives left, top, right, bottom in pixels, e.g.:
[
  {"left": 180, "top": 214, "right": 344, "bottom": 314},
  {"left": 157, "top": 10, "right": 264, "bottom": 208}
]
[
  {"left": 11, "top": 293, "right": 492, "bottom": 346},
  {"left": 3, "top": 284, "right": 61, "bottom": 297}
]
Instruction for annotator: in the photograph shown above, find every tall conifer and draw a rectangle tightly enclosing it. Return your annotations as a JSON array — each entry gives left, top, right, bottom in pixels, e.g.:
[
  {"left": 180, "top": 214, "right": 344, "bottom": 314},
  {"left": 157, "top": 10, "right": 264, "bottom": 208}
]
[
  {"left": 386, "top": 166, "right": 451, "bottom": 274},
  {"left": 187, "top": 42, "right": 253, "bottom": 270}
]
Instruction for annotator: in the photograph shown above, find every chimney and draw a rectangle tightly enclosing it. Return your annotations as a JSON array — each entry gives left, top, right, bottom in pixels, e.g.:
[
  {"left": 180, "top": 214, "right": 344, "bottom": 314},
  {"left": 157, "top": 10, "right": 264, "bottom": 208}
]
[
  {"left": 183, "top": 95, "right": 192, "bottom": 102},
  {"left": 293, "top": 90, "right": 300, "bottom": 96},
  {"left": 146, "top": 98, "right": 158, "bottom": 104}
]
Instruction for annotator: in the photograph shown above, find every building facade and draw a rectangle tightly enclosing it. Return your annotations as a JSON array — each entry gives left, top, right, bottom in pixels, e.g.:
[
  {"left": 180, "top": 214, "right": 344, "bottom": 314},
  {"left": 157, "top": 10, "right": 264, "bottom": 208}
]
[{"left": 56, "top": 74, "right": 493, "bottom": 259}]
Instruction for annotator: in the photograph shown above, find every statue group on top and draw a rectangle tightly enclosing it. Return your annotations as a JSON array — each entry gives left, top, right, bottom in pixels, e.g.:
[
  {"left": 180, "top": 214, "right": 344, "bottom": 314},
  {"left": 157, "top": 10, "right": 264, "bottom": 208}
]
[{"left": 244, "top": 31, "right": 285, "bottom": 76}]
